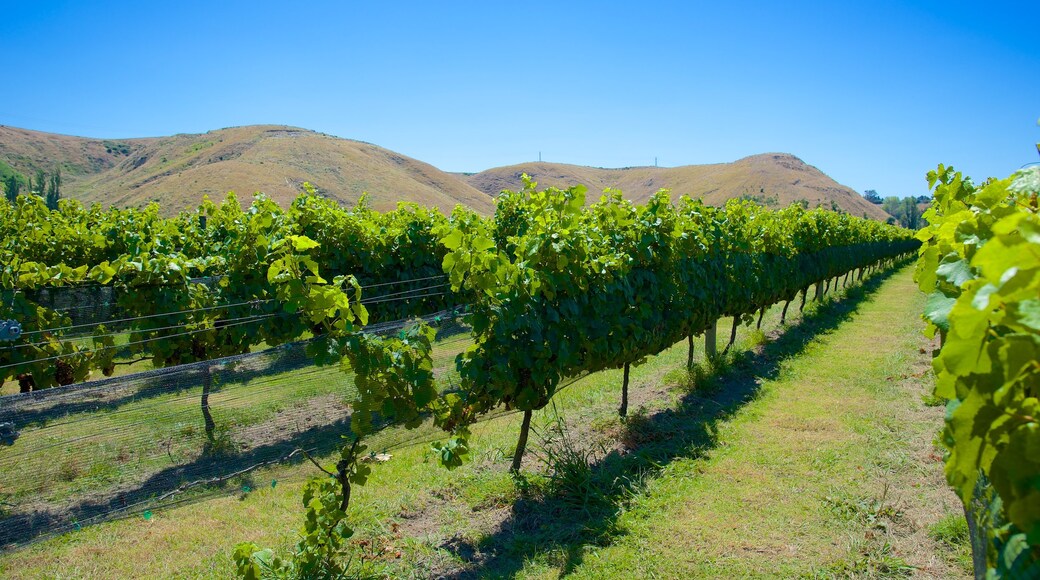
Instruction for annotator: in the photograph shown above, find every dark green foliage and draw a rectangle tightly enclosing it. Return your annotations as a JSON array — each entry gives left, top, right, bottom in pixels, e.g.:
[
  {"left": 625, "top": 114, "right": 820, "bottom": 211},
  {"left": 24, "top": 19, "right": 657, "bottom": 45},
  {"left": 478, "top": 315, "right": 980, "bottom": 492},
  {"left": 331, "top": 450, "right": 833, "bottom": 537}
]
[
  {"left": 102, "top": 140, "right": 131, "bottom": 156},
  {"left": 3, "top": 174, "right": 19, "bottom": 204},
  {"left": 882, "top": 195, "right": 922, "bottom": 229},
  {"left": 45, "top": 167, "right": 61, "bottom": 210},
  {"left": 863, "top": 189, "right": 883, "bottom": 204},
  {"left": 32, "top": 168, "right": 45, "bottom": 196},
  {"left": 0, "top": 186, "right": 461, "bottom": 389},
  {"left": 439, "top": 176, "right": 917, "bottom": 473}
]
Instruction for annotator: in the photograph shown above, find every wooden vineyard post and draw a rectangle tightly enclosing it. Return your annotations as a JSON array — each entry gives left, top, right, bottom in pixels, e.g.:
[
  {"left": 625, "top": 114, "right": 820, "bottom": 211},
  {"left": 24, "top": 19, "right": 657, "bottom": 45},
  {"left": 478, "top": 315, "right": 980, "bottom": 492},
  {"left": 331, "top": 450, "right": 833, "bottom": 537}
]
[{"left": 705, "top": 319, "right": 717, "bottom": 359}]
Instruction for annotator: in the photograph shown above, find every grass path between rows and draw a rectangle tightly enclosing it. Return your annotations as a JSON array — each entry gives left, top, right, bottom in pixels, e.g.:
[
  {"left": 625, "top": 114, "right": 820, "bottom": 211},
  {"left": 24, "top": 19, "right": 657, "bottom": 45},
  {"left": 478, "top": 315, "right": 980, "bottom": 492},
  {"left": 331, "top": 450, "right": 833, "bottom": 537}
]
[
  {"left": 0, "top": 267, "right": 970, "bottom": 578},
  {"left": 544, "top": 268, "right": 968, "bottom": 579}
]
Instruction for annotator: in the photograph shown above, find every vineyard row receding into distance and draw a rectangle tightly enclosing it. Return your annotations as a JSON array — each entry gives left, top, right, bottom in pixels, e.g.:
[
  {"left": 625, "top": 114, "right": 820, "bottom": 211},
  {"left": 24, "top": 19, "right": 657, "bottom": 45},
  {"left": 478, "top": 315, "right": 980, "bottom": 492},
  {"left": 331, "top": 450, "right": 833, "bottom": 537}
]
[{"left": 0, "top": 178, "right": 919, "bottom": 575}]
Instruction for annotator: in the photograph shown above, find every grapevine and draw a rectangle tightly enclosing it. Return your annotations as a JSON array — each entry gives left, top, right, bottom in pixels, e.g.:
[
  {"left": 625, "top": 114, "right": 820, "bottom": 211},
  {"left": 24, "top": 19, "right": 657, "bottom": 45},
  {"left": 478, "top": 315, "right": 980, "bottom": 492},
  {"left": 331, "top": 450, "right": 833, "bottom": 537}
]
[
  {"left": 915, "top": 162, "right": 1040, "bottom": 576},
  {"left": 0, "top": 181, "right": 917, "bottom": 577}
]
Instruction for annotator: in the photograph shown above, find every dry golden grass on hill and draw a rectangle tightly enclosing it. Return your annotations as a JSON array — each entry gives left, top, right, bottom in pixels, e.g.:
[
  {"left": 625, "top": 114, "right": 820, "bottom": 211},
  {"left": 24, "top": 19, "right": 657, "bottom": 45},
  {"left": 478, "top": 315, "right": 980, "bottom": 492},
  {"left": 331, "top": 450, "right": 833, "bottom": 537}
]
[
  {"left": 1, "top": 124, "right": 887, "bottom": 220},
  {"left": 463, "top": 154, "right": 891, "bottom": 220},
  {"left": 0, "top": 125, "right": 494, "bottom": 215},
  {"left": 0, "top": 125, "right": 136, "bottom": 178}
]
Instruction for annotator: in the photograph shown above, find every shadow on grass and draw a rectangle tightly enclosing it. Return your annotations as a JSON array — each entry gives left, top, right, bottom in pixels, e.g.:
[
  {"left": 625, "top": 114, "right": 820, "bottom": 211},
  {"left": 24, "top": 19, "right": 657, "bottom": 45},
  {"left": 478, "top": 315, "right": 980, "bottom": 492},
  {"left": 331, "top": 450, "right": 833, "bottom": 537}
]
[
  {"left": 2, "top": 314, "right": 466, "bottom": 430},
  {"left": 0, "top": 340, "right": 317, "bottom": 429},
  {"left": 0, "top": 408, "right": 354, "bottom": 549},
  {"left": 0, "top": 326, "right": 469, "bottom": 550},
  {"left": 440, "top": 266, "right": 904, "bottom": 579}
]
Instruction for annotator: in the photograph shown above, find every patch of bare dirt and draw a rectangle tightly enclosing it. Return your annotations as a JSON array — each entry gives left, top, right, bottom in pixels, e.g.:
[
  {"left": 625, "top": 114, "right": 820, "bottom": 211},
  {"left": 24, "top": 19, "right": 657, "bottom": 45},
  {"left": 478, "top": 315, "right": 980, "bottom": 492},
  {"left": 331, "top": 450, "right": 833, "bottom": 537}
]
[{"left": 234, "top": 393, "right": 349, "bottom": 451}]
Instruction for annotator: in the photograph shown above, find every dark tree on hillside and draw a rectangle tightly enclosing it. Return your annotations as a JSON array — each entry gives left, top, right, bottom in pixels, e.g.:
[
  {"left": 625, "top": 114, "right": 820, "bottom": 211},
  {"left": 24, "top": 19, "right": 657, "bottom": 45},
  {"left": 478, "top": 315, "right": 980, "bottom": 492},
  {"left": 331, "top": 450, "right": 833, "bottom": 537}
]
[
  {"left": 3, "top": 174, "right": 19, "bottom": 203},
  {"left": 881, "top": 195, "right": 923, "bottom": 229},
  {"left": 902, "top": 196, "right": 921, "bottom": 229},
  {"left": 45, "top": 168, "right": 62, "bottom": 210},
  {"left": 33, "top": 169, "right": 46, "bottom": 195},
  {"left": 882, "top": 196, "right": 902, "bottom": 220},
  {"left": 862, "top": 189, "right": 883, "bottom": 204}
]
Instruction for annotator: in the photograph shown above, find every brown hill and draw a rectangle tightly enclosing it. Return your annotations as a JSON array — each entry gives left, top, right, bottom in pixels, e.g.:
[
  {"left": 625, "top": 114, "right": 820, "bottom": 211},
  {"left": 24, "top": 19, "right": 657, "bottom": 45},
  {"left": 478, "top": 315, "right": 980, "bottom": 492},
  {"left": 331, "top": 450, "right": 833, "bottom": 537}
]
[
  {"left": 0, "top": 125, "right": 138, "bottom": 179},
  {"left": 464, "top": 154, "right": 890, "bottom": 220},
  {"left": 1, "top": 125, "right": 887, "bottom": 220},
  {"left": 0, "top": 125, "right": 494, "bottom": 215}
]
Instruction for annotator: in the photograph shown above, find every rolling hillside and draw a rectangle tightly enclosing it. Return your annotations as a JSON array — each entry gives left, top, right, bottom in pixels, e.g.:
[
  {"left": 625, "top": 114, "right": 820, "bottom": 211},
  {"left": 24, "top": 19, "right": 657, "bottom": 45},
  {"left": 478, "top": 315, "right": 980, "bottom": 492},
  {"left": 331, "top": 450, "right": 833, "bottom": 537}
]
[
  {"left": 0, "top": 125, "right": 494, "bottom": 214},
  {"left": 463, "top": 155, "right": 890, "bottom": 220},
  {"left": 0, "top": 124, "right": 887, "bottom": 220}
]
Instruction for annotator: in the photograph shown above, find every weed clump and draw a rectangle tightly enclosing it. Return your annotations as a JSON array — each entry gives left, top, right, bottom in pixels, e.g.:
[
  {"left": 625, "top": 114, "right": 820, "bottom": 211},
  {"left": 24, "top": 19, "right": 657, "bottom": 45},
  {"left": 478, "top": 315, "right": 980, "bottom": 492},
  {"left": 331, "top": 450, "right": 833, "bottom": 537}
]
[{"left": 531, "top": 415, "right": 605, "bottom": 514}]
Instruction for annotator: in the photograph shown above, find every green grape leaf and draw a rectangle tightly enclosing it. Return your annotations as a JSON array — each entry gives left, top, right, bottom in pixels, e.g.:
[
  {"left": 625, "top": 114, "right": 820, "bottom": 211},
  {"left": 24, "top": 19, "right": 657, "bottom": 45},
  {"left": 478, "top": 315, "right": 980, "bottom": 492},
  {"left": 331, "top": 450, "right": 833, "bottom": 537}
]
[
  {"left": 290, "top": 235, "right": 320, "bottom": 251},
  {"left": 936, "top": 256, "right": 974, "bottom": 287},
  {"left": 924, "top": 291, "right": 956, "bottom": 331}
]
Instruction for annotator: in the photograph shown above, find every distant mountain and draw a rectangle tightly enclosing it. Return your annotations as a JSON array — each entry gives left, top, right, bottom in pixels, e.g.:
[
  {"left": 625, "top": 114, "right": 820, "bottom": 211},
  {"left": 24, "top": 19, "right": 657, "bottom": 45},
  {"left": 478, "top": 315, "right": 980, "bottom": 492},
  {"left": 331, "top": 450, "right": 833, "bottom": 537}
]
[
  {"left": 463, "top": 154, "right": 890, "bottom": 221},
  {"left": 0, "top": 124, "right": 886, "bottom": 220},
  {"left": 0, "top": 125, "right": 494, "bottom": 214}
]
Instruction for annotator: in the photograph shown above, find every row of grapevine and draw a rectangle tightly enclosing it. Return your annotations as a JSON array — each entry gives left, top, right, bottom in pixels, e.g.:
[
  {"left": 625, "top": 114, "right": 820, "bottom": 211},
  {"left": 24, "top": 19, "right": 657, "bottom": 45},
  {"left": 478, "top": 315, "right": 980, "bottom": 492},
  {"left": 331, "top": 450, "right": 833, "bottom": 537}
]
[
  {"left": 435, "top": 178, "right": 919, "bottom": 471},
  {"left": 2, "top": 190, "right": 448, "bottom": 570},
  {"left": 235, "top": 178, "right": 916, "bottom": 577},
  {"left": 0, "top": 188, "right": 465, "bottom": 391},
  {"left": 1, "top": 182, "right": 917, "bottom": 577},
  {"left": 915, "top": 163, "right": 1040, "bottom": 577}
]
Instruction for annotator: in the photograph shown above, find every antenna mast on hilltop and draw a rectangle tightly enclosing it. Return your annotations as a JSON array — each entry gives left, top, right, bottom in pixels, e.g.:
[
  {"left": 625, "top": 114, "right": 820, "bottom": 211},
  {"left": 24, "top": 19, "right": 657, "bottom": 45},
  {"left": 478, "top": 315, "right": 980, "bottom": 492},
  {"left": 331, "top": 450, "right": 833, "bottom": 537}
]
[
  {"left": 655, "top": 157, "right": 658, "bottom": 167},
  {"left": 539, "top": 151, "right": 542, "bottom": 162}
]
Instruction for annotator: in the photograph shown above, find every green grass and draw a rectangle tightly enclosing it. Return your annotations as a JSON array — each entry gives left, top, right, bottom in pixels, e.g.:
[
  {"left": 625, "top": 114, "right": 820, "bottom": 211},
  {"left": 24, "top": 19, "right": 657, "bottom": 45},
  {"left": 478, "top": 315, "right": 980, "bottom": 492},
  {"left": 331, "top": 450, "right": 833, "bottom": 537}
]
[
  {"left": 538, "top": 269, "right": 964, "bottom": 579},
  {"left": 0, "top": 159, "right": 25, "bottom": 185},
  {"left": 929, "top": 512, "right": 974, "bottom": 575},
  {"left": 187, "top": 140, "right": 214, "bottom": 154},
  {"left": 1, "top": 363, "right": 341, "bottom": 491},
  {"left": 0, "top": 331, "right": 327, "bottom": 397},
  {"left": 0, "top": 268, "right": 968, "bottom": 578},
  {"left": 0, "top": 328, "right": 470, "bottom": 534}
]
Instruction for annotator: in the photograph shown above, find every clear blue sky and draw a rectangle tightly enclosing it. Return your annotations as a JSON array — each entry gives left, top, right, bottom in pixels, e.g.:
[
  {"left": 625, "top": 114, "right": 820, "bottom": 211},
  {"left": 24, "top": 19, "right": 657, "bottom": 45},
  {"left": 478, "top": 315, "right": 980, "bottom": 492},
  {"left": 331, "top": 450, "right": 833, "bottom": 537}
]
[{"left": 1, "top": 0, "right": 1037, "bottom": 198}]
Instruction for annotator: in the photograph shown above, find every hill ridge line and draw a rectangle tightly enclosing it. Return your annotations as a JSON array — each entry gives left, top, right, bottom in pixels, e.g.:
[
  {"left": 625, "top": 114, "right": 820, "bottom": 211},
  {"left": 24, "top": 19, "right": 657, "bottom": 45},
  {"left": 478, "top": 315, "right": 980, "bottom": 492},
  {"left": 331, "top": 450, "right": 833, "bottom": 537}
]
[{"left": 0, "top": 124, "right": 887, "bottom": 220}]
